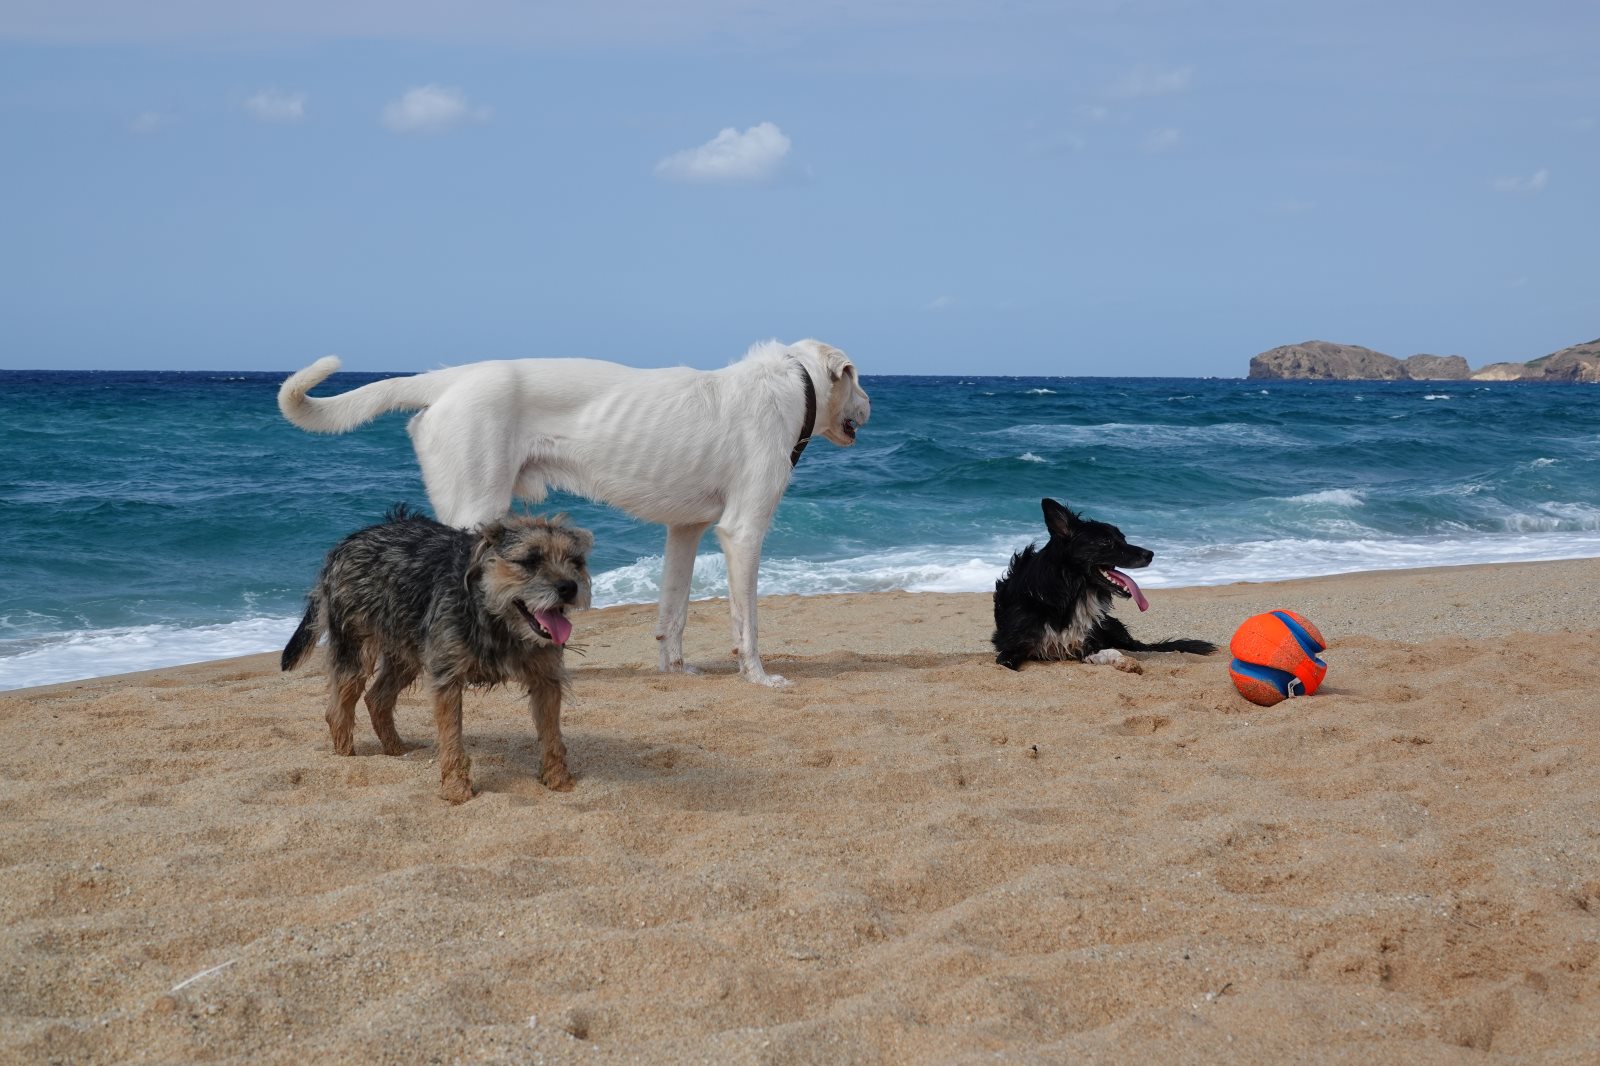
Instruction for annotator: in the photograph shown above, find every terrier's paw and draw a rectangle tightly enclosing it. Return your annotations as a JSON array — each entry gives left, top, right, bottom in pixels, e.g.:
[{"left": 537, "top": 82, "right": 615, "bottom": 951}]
[{"left": 439, "top": 779, "right": 475, "bottom": 805}]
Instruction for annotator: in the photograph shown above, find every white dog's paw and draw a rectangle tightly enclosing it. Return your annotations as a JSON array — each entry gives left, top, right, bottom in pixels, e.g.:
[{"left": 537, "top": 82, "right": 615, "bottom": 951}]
[
  {"left": 660, "top": 660, "right": 701, "bottom": 676},
  {"left": 745, "top": 670, "right": 792, "bottom": 689}
]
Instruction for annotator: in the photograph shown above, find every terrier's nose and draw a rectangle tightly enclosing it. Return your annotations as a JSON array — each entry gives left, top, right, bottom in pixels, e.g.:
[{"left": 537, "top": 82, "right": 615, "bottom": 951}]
[{"left": 556, "top": 580, "right": 579, "bottom": 603}]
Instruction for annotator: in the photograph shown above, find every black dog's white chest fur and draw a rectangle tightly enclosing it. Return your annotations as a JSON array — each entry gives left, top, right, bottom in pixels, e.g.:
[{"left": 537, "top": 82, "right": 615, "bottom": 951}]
[{"left": 1027, "top": 589, "right": 1113, "bottom": 661}]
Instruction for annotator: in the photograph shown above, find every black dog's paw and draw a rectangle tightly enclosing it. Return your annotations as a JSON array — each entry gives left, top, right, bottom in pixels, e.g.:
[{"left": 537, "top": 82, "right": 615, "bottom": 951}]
[{"left": 995, "top": 654, "right": 1025, "bottom": 671}]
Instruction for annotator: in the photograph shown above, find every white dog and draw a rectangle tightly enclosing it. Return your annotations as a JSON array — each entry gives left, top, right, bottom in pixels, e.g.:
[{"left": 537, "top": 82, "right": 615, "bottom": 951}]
[{"left": 278, "top": 339, "right": 871, "bottom": 687}]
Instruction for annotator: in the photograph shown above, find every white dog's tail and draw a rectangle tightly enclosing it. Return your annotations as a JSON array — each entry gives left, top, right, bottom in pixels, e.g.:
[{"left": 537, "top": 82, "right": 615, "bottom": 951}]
[{"left": 277, "top": 356, "right": 454, "bottom": 434}]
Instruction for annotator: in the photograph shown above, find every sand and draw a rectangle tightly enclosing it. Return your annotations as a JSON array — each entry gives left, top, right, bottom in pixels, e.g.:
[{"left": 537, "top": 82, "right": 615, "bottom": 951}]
[{"left": 3, "top": 558, "right": 1599, "bottom": 1063}]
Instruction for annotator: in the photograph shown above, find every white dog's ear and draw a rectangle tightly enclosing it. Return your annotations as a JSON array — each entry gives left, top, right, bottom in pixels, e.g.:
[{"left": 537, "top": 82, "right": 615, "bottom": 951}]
[{"left": 820, "top": 344, "right": 854, "bottom": 384}]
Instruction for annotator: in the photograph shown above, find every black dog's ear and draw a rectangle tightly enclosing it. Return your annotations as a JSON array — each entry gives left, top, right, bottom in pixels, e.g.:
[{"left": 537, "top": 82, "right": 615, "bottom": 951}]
[{"left": 1041, "top": 498, "right": 1076, "bottom": 539}]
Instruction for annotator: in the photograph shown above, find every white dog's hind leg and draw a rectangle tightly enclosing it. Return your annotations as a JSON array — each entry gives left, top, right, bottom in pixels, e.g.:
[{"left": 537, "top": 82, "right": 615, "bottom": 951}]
[
  {"left": 715, "top": 521, "right": 789, "bottom": 688},
  {"left": 656, "top": 522, "right": 709, "bottom": 673},
  {"left": 408, "top": 412, "right": 519, "bottom": 528}
]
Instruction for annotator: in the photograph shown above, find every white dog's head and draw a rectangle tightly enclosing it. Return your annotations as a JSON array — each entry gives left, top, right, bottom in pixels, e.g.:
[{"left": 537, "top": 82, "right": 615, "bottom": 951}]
[{"left": 793, "top": 339, "right": 871, "bottom": 447}]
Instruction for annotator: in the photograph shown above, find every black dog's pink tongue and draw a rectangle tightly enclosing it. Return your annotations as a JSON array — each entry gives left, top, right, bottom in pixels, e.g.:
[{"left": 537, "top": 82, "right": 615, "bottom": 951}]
[
  {"left": 1108, "top": 569, "right": 1150, "bottom": 612},
  {"left": 534, "top": 609, "right": 573, "bottom": 646}
]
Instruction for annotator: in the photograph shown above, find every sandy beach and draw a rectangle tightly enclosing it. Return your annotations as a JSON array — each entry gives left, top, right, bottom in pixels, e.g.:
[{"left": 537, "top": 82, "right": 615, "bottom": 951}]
[{"left": 3, "top": 558, "right": 1599, "bottom": 1063}]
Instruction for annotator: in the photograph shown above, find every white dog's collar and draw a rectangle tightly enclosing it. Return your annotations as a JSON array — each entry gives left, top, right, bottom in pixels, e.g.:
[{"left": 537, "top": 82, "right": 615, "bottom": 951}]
[{"left": 789, "top": 358, "right": 817, "bottom": 467}]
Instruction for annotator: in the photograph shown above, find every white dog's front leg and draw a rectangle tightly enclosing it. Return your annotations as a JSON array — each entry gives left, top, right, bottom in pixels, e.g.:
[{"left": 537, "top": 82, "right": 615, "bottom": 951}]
[
  {"left": 715, "top": 523, "right": 789, "bottom": 688},
  {"left": 656, "top": 522, "right": 709, "bottom": 674}
]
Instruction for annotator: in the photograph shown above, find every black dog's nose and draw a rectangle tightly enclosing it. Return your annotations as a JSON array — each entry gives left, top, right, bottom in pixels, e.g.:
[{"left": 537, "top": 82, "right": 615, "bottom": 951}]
[{"left": 556, "top": 580, "right": 579, "bottom": 603}]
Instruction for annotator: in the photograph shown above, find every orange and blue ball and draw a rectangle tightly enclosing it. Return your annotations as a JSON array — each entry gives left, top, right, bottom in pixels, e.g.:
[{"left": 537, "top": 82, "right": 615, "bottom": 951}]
[{"left": 1228, "top": 610, "right": 1327, "bottom": 706}]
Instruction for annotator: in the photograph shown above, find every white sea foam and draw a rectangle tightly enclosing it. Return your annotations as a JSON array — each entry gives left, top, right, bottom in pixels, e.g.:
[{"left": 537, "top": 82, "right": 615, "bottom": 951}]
[
  {"left": 992, "top": 421, "right": 1297, "bottom": 449},
  {"left": 1499, "top": 502, "right": 1600, "bottom": 532},
  {"left": 1018, "top": 452, "right": 1046, "bottom": 463},
  {"left": 1424, "top": 394, "right": 1452, "bottom": 401},
  {"left": 0, "top": 616, "right": 300, "bottom": 693},
  {"left": 1280, "top": 489, "right": 1366, "bottom": 507},
  {"left": 1025, "top": 388, "right": 1057, "bottom": 395}
]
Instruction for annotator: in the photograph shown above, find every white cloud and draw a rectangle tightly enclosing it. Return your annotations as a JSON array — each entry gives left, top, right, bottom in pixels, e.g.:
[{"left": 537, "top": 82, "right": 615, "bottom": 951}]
[
  {"left": 924, "top": 295, "right": 955, "bottom": 311},
  {"left": 1108, "top": 64, "right": 1193, "bottom": 99},
  {"left": 1491, "top": 168, "right": 1549, "bottom": 194},
  {"left": 1025, "top": 130, "right": 1086, "bottom": 157},
  {"left": 654, "top": 122, "right": 792, "bottom": 183},
  {"left": 381, "top": 85, "right": 489, "bottom": 135},
  {"left": 1076, "top": 104, "right": 1110, "bottom": 122},
  {"left": 1142, "top": 127, "right": 1180, "bottom": 153},
  {"left": 245, "top": 89, "right": 307, "bottom": 123},
  {"left": 128, "top": 111, "right": 169, "bottom": 135}
]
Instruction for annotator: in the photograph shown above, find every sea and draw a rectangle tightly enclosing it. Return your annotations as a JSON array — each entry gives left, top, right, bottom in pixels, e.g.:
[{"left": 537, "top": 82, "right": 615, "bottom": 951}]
[{"left": 2, "top": 370, "right": 1597, "bottom": 691}]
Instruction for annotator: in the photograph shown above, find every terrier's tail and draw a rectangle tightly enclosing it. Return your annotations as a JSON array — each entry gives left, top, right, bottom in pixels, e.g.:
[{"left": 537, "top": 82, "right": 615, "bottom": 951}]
[
  {"left": 277, "top": 356, "right": 458, "bottom": 434},
  {"left": 281, "top": 596, "right": 323, "bottom": 671}
]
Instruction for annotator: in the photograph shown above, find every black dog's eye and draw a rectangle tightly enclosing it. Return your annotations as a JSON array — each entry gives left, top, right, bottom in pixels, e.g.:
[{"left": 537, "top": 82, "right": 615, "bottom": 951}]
[
  {"left": 518, "top": 551, "right": 544, "bottom": 569},
  {"left": 572, "top": 556, "right": 587, "bottom": 570}
]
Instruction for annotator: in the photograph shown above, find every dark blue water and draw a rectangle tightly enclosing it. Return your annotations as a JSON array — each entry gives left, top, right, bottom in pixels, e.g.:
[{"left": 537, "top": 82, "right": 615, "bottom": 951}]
[{"left": 2, "top": 370, "right": 1596, "bottom": 689}]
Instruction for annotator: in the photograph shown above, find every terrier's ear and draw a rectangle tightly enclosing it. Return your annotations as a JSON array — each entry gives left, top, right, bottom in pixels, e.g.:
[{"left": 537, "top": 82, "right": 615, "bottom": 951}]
[
  {"left": 467, "top": 519, "right": 508, "bottom": 584},
  {"left": 1041, "top": 498, "right": 1076, "bottom": 539}
]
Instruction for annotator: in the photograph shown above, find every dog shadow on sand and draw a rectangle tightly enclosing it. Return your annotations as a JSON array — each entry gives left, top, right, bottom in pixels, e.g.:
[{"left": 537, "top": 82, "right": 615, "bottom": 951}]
[{"left": 569, "top": 650, "right": 991, "bottom": 684}]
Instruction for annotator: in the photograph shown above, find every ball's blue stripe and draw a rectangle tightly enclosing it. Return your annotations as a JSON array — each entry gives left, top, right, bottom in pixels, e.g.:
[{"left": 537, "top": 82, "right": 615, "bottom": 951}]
[
  {"left": 1270, "top": 610, "right": 1326, "bottom": 665},
  {"left": 1229, "top": 658, "right": 1295, "bottom": 697}
]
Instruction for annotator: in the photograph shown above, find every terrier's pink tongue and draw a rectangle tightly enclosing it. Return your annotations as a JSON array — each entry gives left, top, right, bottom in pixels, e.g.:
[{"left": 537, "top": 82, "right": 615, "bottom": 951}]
[
  {"left": 1109, "top": 569, "right": 1150, "bottom": 612},
  {"left": 534, "top": 610, "right": 572, "bottom": 646}
]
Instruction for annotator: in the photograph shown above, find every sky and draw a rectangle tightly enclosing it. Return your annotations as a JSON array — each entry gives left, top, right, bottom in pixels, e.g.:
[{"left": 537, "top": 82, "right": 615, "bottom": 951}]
[{"left": 0, "top": 1, "right": 1595, "bottom": 376}]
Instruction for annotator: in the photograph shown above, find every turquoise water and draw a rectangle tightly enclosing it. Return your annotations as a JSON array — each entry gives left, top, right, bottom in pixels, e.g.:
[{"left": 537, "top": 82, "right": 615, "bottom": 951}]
[{"left": 2, "top": 370, "right": 1597, "bottom": 689}]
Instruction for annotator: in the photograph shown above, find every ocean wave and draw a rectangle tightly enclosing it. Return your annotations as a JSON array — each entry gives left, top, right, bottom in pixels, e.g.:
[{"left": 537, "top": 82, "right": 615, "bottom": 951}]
[
  {"left": 0, "top": 616, "right": 299, "bottom": 692},
  {"left": 6, "top": 529, "right": 1600, "bottom": 691},
  {"left": 990, "top": 422, "right": 1298, "bottom": 449},
  {"left": 1024, "top": 388, "right": 1057, "bottom": 395},
  {"left": 1018, "top": 452, "right": 1046, "bottom": 463},
  {"left": 589, "top": 543, "right": 1023, "bottom": 606},
  {"left": 1279, "top": 489, "right": 1366, "bottom": 507},
  {"left": 1150, "top": 531, "right": 1600, "bottom": 588},
  {"left": 1498, "top": 502, "right": 1600, "bottom": 533}
]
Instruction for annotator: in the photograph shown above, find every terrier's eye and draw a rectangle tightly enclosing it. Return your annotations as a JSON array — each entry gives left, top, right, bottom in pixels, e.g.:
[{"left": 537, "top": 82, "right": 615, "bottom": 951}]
[
  {"left": 519, "top": 551, "right": 544, "bottom": 568},
  {"left": 572, "top": 556, "right": 587, "bottom": 570}
]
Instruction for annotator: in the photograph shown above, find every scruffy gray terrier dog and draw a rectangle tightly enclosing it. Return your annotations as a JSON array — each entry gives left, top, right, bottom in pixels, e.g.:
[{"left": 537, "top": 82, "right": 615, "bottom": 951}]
[{"left": 282, "top": 504, "right": 593, "bottom": 803}]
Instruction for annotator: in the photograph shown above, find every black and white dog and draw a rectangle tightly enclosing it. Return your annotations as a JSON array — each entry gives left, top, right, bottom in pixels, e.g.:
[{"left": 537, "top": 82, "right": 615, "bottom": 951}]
[{"left": 992, "top": 498, "right": 1216, "bottom": 672}]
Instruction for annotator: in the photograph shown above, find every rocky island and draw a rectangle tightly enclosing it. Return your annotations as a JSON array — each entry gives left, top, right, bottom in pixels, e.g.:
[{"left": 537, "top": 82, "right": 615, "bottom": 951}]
[{"left": 1249, "top": 337, "right": 1600, "bottom": 382}]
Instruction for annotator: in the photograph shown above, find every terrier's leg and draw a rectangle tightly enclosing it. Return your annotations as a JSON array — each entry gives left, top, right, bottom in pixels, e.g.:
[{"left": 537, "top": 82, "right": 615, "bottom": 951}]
[
  {"left": 430, "top": 683, "right": 474, "bottom": 803},
  {"left": 527, "top": 670, "right": 573, "bottom": 791},
  {"left": 364, "top": 658, "right": 417, "bottom": 756}
]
